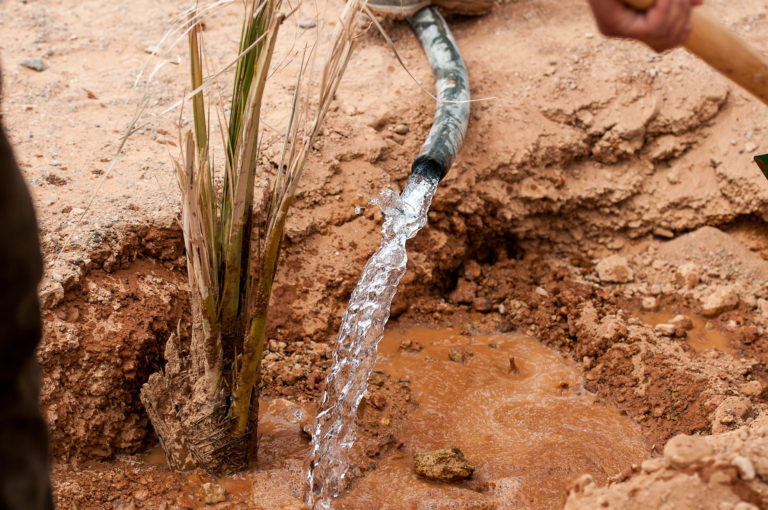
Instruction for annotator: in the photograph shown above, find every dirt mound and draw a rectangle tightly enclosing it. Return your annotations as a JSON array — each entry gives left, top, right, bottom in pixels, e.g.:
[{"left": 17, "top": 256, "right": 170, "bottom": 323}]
[{"left": 565, "top": 413, "right": 768, "bottom": 509}]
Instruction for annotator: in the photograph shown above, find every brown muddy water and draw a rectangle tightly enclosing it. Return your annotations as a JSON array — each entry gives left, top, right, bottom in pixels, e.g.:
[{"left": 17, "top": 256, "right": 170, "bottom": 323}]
[
  {"left": 641, "top": 311, "right": 732, "bottom": 353},
  {"left": 143, "top": 327, "right": 648, "bottom": 509},
  {"left": 334, "top": 327, "right": 647, "bottom": 509}
]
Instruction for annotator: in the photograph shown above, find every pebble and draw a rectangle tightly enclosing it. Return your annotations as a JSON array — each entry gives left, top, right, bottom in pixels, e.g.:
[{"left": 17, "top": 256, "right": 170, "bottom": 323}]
[
  {"left": 472, "top": 296, "right": 492, "bottom": 312},
  {"left": 393, "top": 124, "right": 409, "bottom": 135},
  {"left": 701, "top": 285, "right": 739, "bottom": 317},
  {"left": 675, "top": 262, "right": 700, "bottom": 289},
  {"left": 298, "top": 20, "right": 317, "bottom": 29},
  {"left": 199, "top": 482, "right": 226, "bottom": 504},
  {"left": 413, "top": 447, "right": 474, "bottom": 481},
  {"left": 641, "top": 296, "right": 658, "bottom": 311},
  {"left": 655, "top": 323, "right": 677, "bottom": 337},
  {"left": 732, "top": 455, "right": 756, "bottom": 481},
  {"left": 19, "top": 58, "right": 46, "bottom": 71},
  {"left": 669, "top": 314, "right": 693, "bottom": 330},
  {"left": 652, "top": 227, "right": 674, "bottom": 239},
  {"left": 746, "top": 141, "right": 758, "bottom": 153},
  {"left": 595, "top": 255, "right": 634, "bottom": 283}
]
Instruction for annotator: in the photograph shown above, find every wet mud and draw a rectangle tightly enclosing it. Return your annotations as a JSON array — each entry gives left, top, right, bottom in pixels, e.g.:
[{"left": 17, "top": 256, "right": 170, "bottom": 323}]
[{"left": 336, "top": 327, "right": 647, "bottom": 510}]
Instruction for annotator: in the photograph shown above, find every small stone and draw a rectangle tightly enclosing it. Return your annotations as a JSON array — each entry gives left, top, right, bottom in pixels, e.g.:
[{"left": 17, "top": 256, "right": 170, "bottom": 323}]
[
  {"left": 448, "top": 347, "right": 470, "bottom": 364},
  {"left": 655, "top": 323, "right": 677, "bottom": 337},
  {"left": 473, "top": 297, "right": 492, "bottom": 312},
  {"left": 19, "top": 58, "right": 46, "bottom": 71},
  {"left": 596, "top": 255, "right": 634, "bottom": 283},
  {"left": 298, "top": 20, "right": 317, "bottom": 29},
  {"left": 641, "top": 296, "right": 658, "bottom": 311},
  {"left": 414, "top": 447, "right": 474, "bottom": 481},
  {"left": 369, "top": 393, "right": 387, "bottom": 409},
  {"left": 399, "top": 338, "right": 423, "bottom": 353},
  {"left": 393, "top": 124, "right": 409, "bottom": 135},
  {"left": 741, "top": 326, "right": 759, "bottom": 344},
  {"left": 653, "top": 227, "right": 675, "bottom": 238},
  {"left": 746, "top": 141, "right": 758, "bottom": 153},
  {"left": 675, "top": 262, "right": 700, "bottom": 289},
  {"left": 701, "top": 285, "right": 739, "bottom": 317},
  {"left": 535, "top": 287, "right": 549, "bottom": 298},
  {"left": 732, "top": 455, "right": 756, "bottom": 481},
  {"left": 340, "top": 103, "right": 357, "bottom": 116},
  {"left": 663, "top": 434, "right": 714, "bottom": 468},
  {"left": 669, "top": 314, "right": 693, "bottom": 330},
  {"left": 199, "top": 483, "right": 226, "bottom": 504}
]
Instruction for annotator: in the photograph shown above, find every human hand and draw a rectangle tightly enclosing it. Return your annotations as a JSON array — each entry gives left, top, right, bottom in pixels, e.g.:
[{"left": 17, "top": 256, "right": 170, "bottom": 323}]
[{"left": 587, "top": 0, "right": 704, "bottom": 52}]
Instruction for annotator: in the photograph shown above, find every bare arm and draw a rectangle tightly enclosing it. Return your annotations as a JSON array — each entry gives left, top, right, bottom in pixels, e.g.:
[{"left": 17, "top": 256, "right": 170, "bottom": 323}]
[{"left": 587, "top": 0, "right": 704, "bottom": 52}]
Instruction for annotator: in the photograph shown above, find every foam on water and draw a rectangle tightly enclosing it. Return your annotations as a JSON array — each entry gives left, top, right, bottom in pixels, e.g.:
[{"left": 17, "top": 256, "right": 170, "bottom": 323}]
[{"left": 306, "top": 173, "right": 439, "bottom": 509}]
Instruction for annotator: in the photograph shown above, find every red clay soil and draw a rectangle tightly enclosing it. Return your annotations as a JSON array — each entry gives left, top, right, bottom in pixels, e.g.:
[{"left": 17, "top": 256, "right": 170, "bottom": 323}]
[{"left": 3, "top": 0, "right": 768, "bottom": 507}]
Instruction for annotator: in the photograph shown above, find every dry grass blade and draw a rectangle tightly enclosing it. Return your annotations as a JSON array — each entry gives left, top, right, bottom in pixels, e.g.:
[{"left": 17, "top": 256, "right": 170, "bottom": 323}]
[{"left": 231, "top": 0, "right": 368, "bottom": 434}]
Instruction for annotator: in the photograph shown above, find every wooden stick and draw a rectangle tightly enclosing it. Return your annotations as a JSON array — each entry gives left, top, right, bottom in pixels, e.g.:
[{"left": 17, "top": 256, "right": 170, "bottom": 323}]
[{"left": 620, "top": 1, "right": 768, "bottom": 107}]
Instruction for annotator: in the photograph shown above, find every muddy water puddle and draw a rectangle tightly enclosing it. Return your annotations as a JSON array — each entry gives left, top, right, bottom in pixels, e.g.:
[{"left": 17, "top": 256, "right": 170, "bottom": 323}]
[
  {"left": 140, "top": 329, "right": 646, "bottom": 509},
  {"left": 335, "top": 327, "right": 647, "bottom": 510},
  {"left": 143, "top": 399, "right": 314, "bottom": 508},
  {"left": 640, "top": 311, "right": 732, "bottom": 353}
]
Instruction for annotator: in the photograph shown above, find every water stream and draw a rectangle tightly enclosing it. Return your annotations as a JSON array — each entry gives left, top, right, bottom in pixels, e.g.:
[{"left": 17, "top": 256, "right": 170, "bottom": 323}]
[{"left": 306, "top": 172, "right": 439, "bottom": 508}]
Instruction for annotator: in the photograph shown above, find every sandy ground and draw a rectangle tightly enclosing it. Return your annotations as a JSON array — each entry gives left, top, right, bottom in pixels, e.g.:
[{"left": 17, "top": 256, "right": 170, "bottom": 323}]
[{"left": 4, "top": 0, "right": 768, "bottom": 507}]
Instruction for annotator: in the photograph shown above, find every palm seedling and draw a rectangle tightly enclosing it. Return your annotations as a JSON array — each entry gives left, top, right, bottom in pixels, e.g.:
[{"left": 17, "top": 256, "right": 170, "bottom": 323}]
[{"left": 141, "top": 0, "right": 364, "bottom": 474}]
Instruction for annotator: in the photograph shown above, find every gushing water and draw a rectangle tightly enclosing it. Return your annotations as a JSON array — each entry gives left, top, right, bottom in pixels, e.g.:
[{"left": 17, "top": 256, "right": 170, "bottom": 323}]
[{"left": 306, "top": 171, "right": 439, "bottom": 509}]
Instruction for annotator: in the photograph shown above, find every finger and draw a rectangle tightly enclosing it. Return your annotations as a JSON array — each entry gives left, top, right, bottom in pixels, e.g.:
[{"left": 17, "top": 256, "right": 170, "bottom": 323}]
[
  {"left": 589, "top": 0, "right": 639, "bottom": 37},
  {"left": 671, "top": 1, "right": 693, "bottom": 46},
  {"left": 664, "top": 0, "right": 688, "bottom": 39},
  {"left": 645, "top": 0, "right": 675, "bottom": 32}
]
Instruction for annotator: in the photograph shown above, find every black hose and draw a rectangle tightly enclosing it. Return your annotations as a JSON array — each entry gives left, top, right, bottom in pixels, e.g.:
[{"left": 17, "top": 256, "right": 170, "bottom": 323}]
[{"left": 407, "top": 7, "right": 470, "bottom": 182}]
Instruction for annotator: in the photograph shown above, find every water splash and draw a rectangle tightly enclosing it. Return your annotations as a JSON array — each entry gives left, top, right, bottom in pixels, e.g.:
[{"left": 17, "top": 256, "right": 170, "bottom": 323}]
[{"left": 306, "top": 172, "right": 439, "bottom": 509}]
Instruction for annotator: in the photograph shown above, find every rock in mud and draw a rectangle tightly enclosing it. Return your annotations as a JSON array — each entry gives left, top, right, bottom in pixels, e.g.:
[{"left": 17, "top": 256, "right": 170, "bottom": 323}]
[
  {"left": 199, "top": 483, "right": 226, "bottom": 504},
  {"left": 654, "top": 323, "right": 677, "bottom": 337},
  {"left": 701, "top": 285, "right": 739, "bottom": 317},
  {"left": 414, "top": 447, "right": 474, "bottom": 482},
  {"left": 669, "top": 314, "right": 693, "bottom": 331},
  {"left": 641, "top": 296, "right": 658, "bottom": 311},
  {"left": 596, "top": 255, "right": 634, "bottom": 283},
  {"left": 675, "top": 262, "right": 700, "bottom": 289}
]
